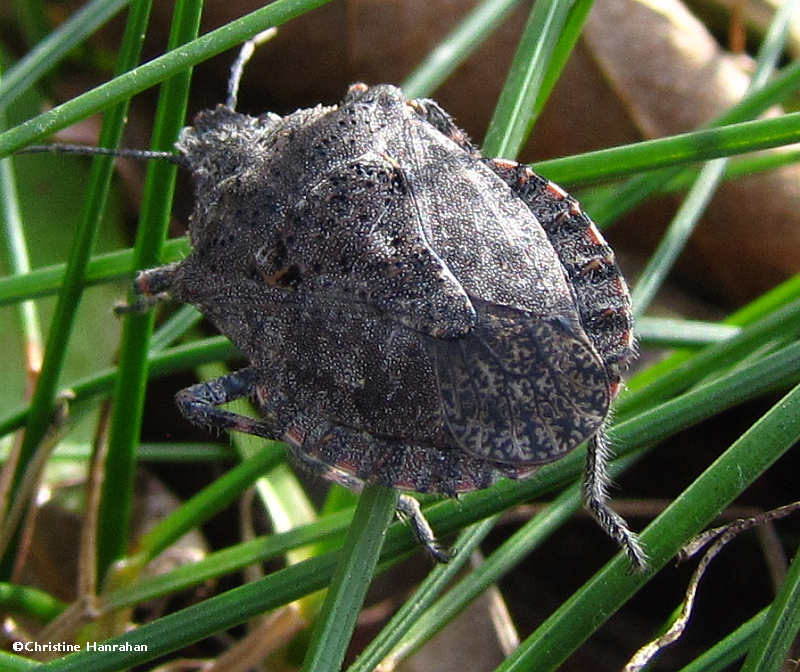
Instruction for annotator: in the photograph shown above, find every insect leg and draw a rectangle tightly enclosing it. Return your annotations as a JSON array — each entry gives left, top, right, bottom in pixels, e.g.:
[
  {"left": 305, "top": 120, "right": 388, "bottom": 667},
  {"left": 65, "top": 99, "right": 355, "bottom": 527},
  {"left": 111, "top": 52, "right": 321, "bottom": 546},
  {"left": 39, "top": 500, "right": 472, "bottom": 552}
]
[
  {"left": 396, "top": 494, "right": 450, "bottom": 563},
  {"left": 584, "top": 430, "right": 648, "bottom": 571},
  {"left": 175, "top": 366, "right": 278, "bottom": 439},
  {"left": 115, "top": 263, "right": 180, "bottom": 314}
]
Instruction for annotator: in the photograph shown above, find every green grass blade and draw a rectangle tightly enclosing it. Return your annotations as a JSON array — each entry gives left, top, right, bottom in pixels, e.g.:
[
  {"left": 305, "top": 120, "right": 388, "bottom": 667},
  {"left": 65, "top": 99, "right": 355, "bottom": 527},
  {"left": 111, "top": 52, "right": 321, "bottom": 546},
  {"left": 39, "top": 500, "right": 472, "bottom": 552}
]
[
  {"left": 40, "top": 494, "right": 384, "bottom": 671},
  {"left": 347, "top": 516, "right": 501, "bottom": 672},
  {"left": 635, "top": 317, "right": 740, "bottom": 348},
  {"left": 101, "top": 509, "right": 354, "bottom": 611},
  {"left": 667, "top": 149, "right": 800, "bottom": 193},
  {"left": 0, "top": 128, "right": 43, "bottom": 384},
  {"left": 611, "top": 340, "right": 800, "bottom": 452},
  {"left": 0, "top": 0, "right": 130, "bottom": 114},
  {"left": 0, "top": 237, "right": 190, "bottom": 307},
  {"left": 616, "top": 297, "right": 800, "bottom": 418},
  {"left": 580, "top": 147, "right": 800, "bottom": 214},
  {"left": 36, "top": 342, "right": 800, "bottom": 669},
  {"left": 0, "top": 336, "right": 238, "bottom": 439},
  {"left": 377, "top": 460, "right": 638, "bottom": 668},
  {"left": 43, "top": 555, "right": 345, "bottom": 671},
  {"left": 493, "top": 380, "right": 800, "bottom": 671},
  {"left": 580, "top": 17, "right": 800, "bottom": 225},
  {"left": 631, "top": 158, "right": 727, "bottom": 317},
  {"left": 535, "top": 112, "right": 800, "bottom": 185},
  {"left": 402, "top": 0, "right": 525, "bottom": 98},
  {"left": 743, "top": 0, "right": 800, "bottom": 92},
  {"left": 530, "top": 0, "right": 594, "bottom": 120},
  {"left": 300, "top": 486, "right": 398, "bottom": 672},
  {"left": 132, "top": 446, "right": 282, "bottom": 565},
  {"left": 147, "top": 304, "right": 203, "bottom": 351},
  {"left": 483, "top": 0, "right": 575, "bottom": 157},
  {"left": 96, "top": 0, "right": 201, "bottom": 581},
  {"left": 0, "top": 581, "right": 66, "bottom": 622},
  {"left": 740, "top": 543, "right": 800, "bottom": 672},
  {"left": 625, "top": 273, "right": 800, "bottom": 394},
  {"left": 0, "top": 442, "right": 233, "bottom": 463},
  {"left": 0, "top": 0, "right": 154, "bottom": 580},
  {"left": 13, "top": 0, "right": 50, "bottom": 48},
  {"left": 0, "top": 0, "right": 335, "bottom": 158},
  {"left": 630, "top": 0, "right": 797, "bottom": 318},
  {"left": 0, "top": 651, "right": 38, "bottom": 671}
]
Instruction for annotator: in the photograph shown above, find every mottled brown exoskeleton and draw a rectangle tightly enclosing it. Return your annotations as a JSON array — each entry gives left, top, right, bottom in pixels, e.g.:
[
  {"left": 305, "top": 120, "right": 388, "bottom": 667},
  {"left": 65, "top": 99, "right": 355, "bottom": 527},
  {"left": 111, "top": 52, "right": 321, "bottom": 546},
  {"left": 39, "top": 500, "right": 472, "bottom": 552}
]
[{"left": 29, "top": 35, "right": 645, "bottom": 568}]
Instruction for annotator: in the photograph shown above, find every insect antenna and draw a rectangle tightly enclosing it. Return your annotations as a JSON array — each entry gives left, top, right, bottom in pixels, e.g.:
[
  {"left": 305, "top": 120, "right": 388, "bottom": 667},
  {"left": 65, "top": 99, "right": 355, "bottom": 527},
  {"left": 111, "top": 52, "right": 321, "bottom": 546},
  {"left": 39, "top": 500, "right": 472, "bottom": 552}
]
[
  {"left": 16, "top": 143, "right": 186, "bottom": 165},
  {"left": 16, "top": 29, "right": 277, "bottom": 162},
  {"left": 225, "top": 27, "right": 277, "bottom": 111}
]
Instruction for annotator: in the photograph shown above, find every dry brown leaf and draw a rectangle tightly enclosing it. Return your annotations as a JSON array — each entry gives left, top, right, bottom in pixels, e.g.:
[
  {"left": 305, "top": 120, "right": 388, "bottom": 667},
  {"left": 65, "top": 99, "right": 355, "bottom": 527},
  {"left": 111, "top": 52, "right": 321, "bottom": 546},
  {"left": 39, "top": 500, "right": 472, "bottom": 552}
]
[{"left": 582, "top": 0, "right": 800, "bottom": 303}]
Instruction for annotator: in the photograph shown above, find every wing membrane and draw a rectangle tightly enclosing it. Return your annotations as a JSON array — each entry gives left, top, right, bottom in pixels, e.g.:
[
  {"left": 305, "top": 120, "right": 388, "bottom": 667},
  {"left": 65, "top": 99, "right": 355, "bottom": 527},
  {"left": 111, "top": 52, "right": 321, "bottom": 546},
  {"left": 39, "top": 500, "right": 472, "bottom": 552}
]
[{"left": 433, "top": 300, "right": 610, "bottom": 465}]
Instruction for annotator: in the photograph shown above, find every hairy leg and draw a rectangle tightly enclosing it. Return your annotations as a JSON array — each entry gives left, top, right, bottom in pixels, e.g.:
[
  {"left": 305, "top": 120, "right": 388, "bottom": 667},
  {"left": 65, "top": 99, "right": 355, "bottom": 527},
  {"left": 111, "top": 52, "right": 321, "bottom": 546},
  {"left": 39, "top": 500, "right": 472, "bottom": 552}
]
[{"left": 584, "top": 430, "right": 647, "bottom": 571}]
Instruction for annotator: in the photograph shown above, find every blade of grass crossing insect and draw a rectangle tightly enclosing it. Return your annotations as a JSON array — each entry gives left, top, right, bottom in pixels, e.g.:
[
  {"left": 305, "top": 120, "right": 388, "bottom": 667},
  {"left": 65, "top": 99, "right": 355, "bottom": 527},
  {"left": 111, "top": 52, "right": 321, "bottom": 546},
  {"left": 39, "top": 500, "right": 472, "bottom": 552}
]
[
  {"left": 740, "top": 542, "right": 800, "bottom": 672},
  {"left": 482, "top": 0, "right": 575, "bottom": 158},
  {"left": 493, "top": 381, "right": 800, "bottom": 672},
  {"left": 300, "top": 485, "right": 398, "bottom": 672},
  {"left": 96, "top": 0, "right": 202, "bottom": 581},
  {"left": 0, "top": 0, "right": 130, "bottom": 114},
  {"left": 0, "top": 0, "right": 154, "bottom": 580},
  {"left": 402, "top": 0, "right": 525, "bottom": 98}
]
